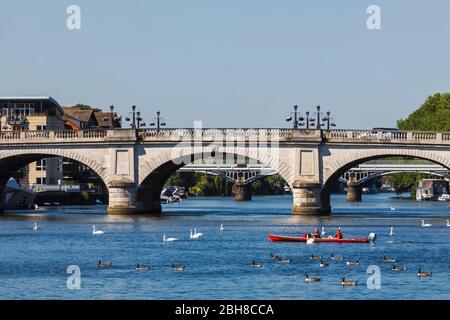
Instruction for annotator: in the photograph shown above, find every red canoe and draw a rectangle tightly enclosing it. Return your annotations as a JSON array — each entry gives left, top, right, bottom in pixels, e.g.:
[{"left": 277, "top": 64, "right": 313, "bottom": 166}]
[{"left": 268, "top": 233, "right": 376, "bottom": 243}]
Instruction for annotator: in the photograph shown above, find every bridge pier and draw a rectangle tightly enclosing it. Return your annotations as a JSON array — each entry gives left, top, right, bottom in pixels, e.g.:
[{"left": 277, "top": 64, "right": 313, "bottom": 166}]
[
  {"left": 234, "top": 182, "right": 252, "bottom": 201},
  {"left": 107, "top": 179, "right": 142, "bottom": 214},
  {"left": 292, "top": 181, "right": 329, "bottom": 215},
  {"left": 346, "top": 181, "right": 362, "bottom": 202}
]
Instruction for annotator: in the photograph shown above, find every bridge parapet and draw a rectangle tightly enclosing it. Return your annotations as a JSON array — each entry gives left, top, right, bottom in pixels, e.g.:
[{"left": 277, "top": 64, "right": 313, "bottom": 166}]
[
  {"left": 323, "top": 129, "right": 450, "bottom": 145},
  {"left": 138, "top": 128, "right": 298, "bottom": 142},
  {"left": 1, "top": 128, "right": 450, "bottom": 146}
]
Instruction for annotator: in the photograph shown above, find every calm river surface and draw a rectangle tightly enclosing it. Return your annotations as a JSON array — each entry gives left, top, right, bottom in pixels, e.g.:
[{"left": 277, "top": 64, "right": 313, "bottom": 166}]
[{"left": 0, "top": 193, "right": 449, "bottom": 300}]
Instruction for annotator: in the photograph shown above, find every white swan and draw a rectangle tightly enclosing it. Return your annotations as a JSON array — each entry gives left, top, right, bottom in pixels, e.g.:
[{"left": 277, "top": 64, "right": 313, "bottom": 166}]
[
  {"left": 92, "top": 225, "right": 104, "bottom": 235},
  {"left": 321, "top": 227, "right": 326, "bottom": 236},
  {"left": 163, "top": 234, "right": 178, "bottom": 242},
  {"left": 33, "top": 222, "right": 39, "bottom": 231},
  {"left": 220, "top": 224, "right": 224, "bottom": 231},
  {"left": 190, "top": 229, "right": 203, "bottom": 239},
  {"left": 389, "top": 227, "right": 394, "bottom": 237},
  {"left": 421, "top": 220, "right": 432, "bottom": 227},
  {"left": 306, "top": 235, "right": 315, "bottom": 245},
  {"left": 34, "top": 204, "right": 39, "bottom": 210},
  {"left": 390, "top": 207, "right": 396, "bottom": 211},
  {"left": 447, "top": 220, "right": 450, "bottom": 227}
]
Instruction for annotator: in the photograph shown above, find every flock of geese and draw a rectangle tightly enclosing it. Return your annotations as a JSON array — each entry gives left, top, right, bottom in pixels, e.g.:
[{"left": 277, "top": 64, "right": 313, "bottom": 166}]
[
  {"left": 30, "top": 220, "right": 441, "bottom": 283},
  {"left": 251, "top": 250, "right": 433, "bottom": 286}
]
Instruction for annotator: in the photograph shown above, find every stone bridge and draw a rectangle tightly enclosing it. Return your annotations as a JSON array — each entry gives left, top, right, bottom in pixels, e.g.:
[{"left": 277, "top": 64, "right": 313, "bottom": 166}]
[{"left": 1, "top": 128, "right": 450, "bottom": 215}]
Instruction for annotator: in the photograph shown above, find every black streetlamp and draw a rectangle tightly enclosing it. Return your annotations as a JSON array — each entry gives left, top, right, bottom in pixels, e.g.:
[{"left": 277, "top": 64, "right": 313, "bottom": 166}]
[
  {"left": 136, "top": 111, "right": 146, "bottom": 129},
  {"left": 315, "top": 105, "right": 322, "bottom": 129},
  {"left": 149, "top": 110, "right": 166, "bottom": 131},
  {"left": 125, "top": 105, "right": 145, "bottom": 128},
  {"left": 285, "top": 105, "right": 305, "bottom": 129},
  {"left": 322, "top": 111, "right": 336, "bottom": 130}
]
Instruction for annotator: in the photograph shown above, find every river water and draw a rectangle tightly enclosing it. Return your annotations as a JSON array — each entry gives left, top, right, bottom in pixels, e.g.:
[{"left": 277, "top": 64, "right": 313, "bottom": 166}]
[{"left": 0, "top": 193, "right": 449, "bottom": 300}]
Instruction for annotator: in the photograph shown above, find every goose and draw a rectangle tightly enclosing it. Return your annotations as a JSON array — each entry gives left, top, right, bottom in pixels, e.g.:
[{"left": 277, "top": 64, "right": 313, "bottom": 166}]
[
  {"left": 304, "top": 273, "right": 321, "bottom": 283},
  {"left": 346, "top": 259, "right": 359, "bottom": 266},
  {"left": 277, "top": 257, "right": 290, "bottom": 264},
  {"left": 172, "top": 264, "right": 185, "bottom": 271},
  {"left": 33, "top": 222, "right": 39, "bottom": 231},
  {"left": 251, "top": 260, "right": 262, "bottom": 268},
  {"left": 220, "top": 224, "right": 224, "bottom": 231},
  {"left": 97, "top": 260, "right": 112, "bottom": 268},
  {"left": 163, "top": 234, "right": 178, "bottom": 242},
  {"left": 136, "top": 264, "right": 149, "bottom": 271},
  {"left": 417, "top": 269, "right": 432, "bottom": 277},
  {"left": 92, "top": 226, "right": 104, "bottom": 235},
  {"left": 447, "top": 220, "right": 450, "bottom": 227},
  {"left": 421, "top": 220, "right": 432, "bottom": 227},
  {"left": 341, "top": 277, "right": 358, "bottom": 286},
  {"left": 189, "top": 229, "right": 203, "bottom": 239},
  {"left": 383, "top": 256, "right": 397, "bottom": 263},
  {"left": 389, "top": 227, "right": 395, "bottom": 236},
  {"left": 270, "top": 254, "right": 281, "bottom": 260},
  {"left": 310, "top": 254, "right": 322, "bottom": 260},
  {"left": 319, "top": 260, "right": 329, "bottom": 268},
  {"left": 391, "top": 264, "right": 407, "bottom": 272},
  {"left": 331, "top": 253, "right": 342, "bottom": 260}
]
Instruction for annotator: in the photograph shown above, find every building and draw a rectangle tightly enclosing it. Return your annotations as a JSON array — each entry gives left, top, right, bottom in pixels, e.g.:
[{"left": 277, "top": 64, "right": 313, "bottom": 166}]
[
  {"left": 0, "top": 97, "right": 121, "bottom": 191},
  {"left": 63, "top": 108, "right": 98, "bottom": 130},
  {"left": 94, "top": 111, "right": 121, "bottom": 129},
  {"left": 0, "top": 96, "right": 64, "bottom": 187},
  {"left": 416, "top": 179, "right": 449, "bottom": 201}
]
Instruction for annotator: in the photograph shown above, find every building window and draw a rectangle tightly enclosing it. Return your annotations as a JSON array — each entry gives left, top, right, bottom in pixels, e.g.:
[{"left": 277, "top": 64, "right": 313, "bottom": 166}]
[
  {"left": 36, "top": 177, "right": 47, "bottom": 185},
  {"left": 36, "top": 125, "right": 47, "bottom": 131},
  {"left": 36, "top": 159, "right": 47, "bottom": 171}
]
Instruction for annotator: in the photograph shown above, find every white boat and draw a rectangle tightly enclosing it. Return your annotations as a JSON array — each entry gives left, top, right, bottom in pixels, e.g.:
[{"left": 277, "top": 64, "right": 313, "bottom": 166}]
[{"left": 438, "top": 194, "right": 450, "bottom": 201}]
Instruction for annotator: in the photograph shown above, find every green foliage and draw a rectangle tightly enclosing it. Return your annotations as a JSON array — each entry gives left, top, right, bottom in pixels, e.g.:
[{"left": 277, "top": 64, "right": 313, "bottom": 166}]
[
  {"left": 388, "top": 172, "right": 431, "bottom": 195},
  {"left": 165, "top": 172, "right": 286, "bottom": 196},
  {"left": 68, "top": 104, "right": 102, "bottom": 113},
  {"left": 390, "top": 92, "right": 450, "bottom": 194},
  {"left": 397, "top": 93, "right": 450, "bottom": 131}
]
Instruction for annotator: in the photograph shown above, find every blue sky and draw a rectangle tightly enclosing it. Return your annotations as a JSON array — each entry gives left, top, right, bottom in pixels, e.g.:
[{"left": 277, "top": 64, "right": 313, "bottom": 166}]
[{"left": 1, "top": 0, "right": 450, "bottom": 128}]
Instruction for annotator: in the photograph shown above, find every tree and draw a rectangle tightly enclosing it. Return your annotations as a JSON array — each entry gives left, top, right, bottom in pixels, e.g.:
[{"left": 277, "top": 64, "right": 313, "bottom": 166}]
[
  {"left": 390, "top": 92, "right": 450, "bottom": 194},
  {"left": 67, "top": 104, "right": 102, "bottom": 113},
  {"left": 397, "top": 93, "right": 450, "bottom": 131},
  {"left": 388, "top": 172, "right": 430, "bottom": 196}
]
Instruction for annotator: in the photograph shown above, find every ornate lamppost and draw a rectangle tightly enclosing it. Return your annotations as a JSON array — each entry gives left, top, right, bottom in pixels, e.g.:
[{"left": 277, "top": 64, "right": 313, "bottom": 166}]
[
  {"left": 285, "top": 105, "right": 305, "bottom": 129},
  {"left": 149, "top": 110, "right": 166, "bottom": 131}
]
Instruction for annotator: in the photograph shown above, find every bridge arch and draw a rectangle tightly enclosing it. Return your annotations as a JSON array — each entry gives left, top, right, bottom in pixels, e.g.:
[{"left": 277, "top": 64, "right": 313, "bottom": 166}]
[
  {"left": 0, "top": 149, "right": 111, "bottom": 210},
  {"left": 137, "top": 145, "right": 294, "bottom": 213},
  {"left": 322, "top": 149, "right": 450, "bottom": 212}
]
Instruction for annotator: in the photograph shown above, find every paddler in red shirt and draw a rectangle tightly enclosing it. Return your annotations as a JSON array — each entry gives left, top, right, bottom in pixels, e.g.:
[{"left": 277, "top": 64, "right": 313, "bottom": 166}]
[{"left": 335, "top": 227, "right": 343, "bottom": 239}]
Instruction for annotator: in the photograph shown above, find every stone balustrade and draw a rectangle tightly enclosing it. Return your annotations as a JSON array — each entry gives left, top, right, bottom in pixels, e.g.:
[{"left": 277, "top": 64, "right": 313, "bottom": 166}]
[{"left": 0, "top": 128, "right": 450, "bottom": 145}]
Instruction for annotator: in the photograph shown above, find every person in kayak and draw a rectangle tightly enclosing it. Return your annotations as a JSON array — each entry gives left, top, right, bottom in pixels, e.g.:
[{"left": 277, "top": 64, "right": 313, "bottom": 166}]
[
  {"left": 310, "top": 228, "right": 321, "bottom": 238},
  {"left": 335, "top": 227, "right": 343, "bottom": 239}
]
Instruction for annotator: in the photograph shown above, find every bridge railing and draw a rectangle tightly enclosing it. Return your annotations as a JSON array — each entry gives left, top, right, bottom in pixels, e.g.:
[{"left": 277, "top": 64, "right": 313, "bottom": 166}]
[
  {"left": 323, "top": 129, "right": 450, "bottom": 144},
  {"left": 0, "top": 129, "right": 108, "bottom": 143},
  {"left": 138, "top": 128, "right": 299, "bottom": 141},
  {"left": 1, "top": 128, "right": 450, "bottom": 145}
]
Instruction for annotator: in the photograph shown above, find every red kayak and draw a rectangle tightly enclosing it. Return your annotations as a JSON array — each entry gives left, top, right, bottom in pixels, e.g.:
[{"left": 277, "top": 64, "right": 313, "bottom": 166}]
[{"left": 268, "top": 233, "right": 376, "bottom": 243}]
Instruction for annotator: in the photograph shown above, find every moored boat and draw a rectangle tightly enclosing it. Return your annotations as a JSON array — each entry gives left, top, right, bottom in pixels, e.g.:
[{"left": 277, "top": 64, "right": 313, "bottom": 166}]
[{"left": 268, "top": 233, "right": 376, "bottom": 243}]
